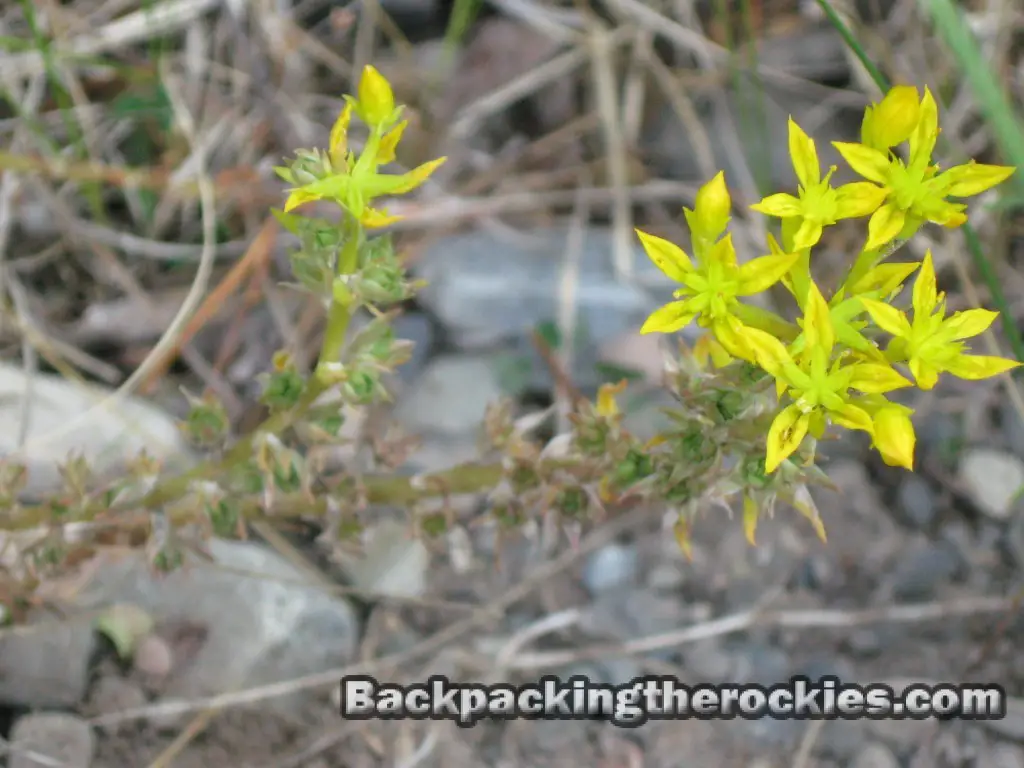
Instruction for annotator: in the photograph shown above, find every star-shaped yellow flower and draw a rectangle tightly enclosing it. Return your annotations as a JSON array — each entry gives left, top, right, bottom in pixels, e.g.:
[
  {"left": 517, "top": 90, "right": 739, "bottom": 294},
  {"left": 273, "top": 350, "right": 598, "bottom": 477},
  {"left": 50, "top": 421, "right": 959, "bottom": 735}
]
[
  {"left": 750, "top": 118, "right": 887, "bottom": 251},
  {"left": 859, "top": 250, "right": 1022, "bottom": 389}
]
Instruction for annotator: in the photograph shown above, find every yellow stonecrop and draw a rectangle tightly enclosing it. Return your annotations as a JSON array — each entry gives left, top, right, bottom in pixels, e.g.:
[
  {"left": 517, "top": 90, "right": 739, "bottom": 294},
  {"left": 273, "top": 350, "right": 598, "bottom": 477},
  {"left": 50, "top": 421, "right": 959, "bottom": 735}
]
[
  {"left": 834, "top": 86, "right": 1014, "bottom": 251},
  {"left": 281, "top": 65, "right": 446, "bottom": 228},
  {"left": 751, "top": 118, "right": 886, "bottom": 251},
  {"left": 638, "top": 173, "right": 798, "bottom": 362},
  {"left": 860, "top": 251, "right": 1022, "bottom": 389},
  {"left": 744, "top": 283, "right": 913, "bottom": 472},
  {"left": 635, "top": 82, "right": 1017, "bottom": 475}
]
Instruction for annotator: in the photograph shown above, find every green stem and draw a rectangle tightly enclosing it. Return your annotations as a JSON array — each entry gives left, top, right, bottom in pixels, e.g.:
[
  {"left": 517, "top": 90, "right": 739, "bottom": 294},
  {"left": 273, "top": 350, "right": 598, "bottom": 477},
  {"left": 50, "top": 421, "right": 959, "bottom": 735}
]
[{"left": 315, "top": 217, "right": 362, "bottom": 379}]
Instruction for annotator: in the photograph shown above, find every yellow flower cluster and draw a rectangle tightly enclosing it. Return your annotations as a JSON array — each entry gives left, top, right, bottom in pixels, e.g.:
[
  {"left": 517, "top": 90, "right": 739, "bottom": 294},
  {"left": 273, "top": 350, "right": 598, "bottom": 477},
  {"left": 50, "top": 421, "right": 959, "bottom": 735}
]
[
  {"left": 638, "top": 85, "right": 1019, "bottom": 474},
  {"left": 278, "top": 65, "right": 445, "bottom": 228}
]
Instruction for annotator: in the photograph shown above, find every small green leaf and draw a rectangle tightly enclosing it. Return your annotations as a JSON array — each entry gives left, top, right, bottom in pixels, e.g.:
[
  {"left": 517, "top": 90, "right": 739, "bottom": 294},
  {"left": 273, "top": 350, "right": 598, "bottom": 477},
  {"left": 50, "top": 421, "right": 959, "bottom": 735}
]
[{"left": 95, "top": 603, "right": 154, "bottom": 660}]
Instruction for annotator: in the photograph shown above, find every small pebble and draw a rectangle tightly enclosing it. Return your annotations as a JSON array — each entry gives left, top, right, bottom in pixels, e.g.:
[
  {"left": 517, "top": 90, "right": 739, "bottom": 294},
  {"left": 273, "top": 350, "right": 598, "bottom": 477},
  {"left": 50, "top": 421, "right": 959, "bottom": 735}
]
[
  {"left": 897, "top": 474, "right": 938, "bottom": 528},
  {"left": 88, "top": 676, "right": 147, "bottom": 735},
  {"left": 133, "top": 633, "right": 174, "bottom": 681},
  {"left": 959, "top": 448, "right": 1024, "bottom": 520},
  {"left": 581, "top": 543, "right": 639, "bottom": 595},
  {"left": 9, "top": 712, "right": 95, "bottom": 768},
  {"left": 851, "top": 742, "right": 899, "bottom": 768}
]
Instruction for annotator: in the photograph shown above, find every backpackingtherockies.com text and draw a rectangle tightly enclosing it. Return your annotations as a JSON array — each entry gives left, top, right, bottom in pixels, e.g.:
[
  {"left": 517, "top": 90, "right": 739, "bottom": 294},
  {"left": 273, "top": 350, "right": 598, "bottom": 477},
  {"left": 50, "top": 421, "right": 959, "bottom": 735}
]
[{"left": 338, "top": 674, "right": 1007, "bottom": 728}]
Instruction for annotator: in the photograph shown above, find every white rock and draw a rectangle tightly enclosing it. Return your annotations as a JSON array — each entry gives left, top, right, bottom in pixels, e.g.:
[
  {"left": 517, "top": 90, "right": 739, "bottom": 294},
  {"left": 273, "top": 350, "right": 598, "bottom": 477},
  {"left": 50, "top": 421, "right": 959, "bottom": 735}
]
[
  {"left": 394, "top": 355, "right": 502, "bottom": 436},
  {"left": 343, "top": 520, "right": 430, "bottom": 598},
  {"left": 0, "top": 362, "right": 192, "bottom": 498},
  {"left": 10, "top": 712, "right": 95, "bottom": 768},
  {"left": 959, "top": 448, "right": 1024, "bottom": 519}
]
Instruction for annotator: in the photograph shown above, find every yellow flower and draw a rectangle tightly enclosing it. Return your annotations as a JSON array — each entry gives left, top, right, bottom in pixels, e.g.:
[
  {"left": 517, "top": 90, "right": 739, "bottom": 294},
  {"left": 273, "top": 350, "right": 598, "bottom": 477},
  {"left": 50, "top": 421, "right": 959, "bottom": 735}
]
[
  {"left": 871, "top": 403, "right": 917, "bottom": 470},
  {"left": 347, "top": 65, "right": 401, "bottom": 131},
  {"left": 834, "top": 87, "right": 1015, "bottom": 251},
  {"left": 595, "top": 380, "right": 627, "bottom": 418},
  {"left": 860, "top": 85, "right": 921, "bottom": 151},
  {"left": 745, "top": 281, "right": 912, "bottom": 472},
  {"left": 750, "top": 118, "right": 887, "bottom": 250},
  {"left": 638, "top": 173, "right": 798, "bottom": 360},
  {"left": 859, "top": 250, "right": 1022, "bottom": 389}
]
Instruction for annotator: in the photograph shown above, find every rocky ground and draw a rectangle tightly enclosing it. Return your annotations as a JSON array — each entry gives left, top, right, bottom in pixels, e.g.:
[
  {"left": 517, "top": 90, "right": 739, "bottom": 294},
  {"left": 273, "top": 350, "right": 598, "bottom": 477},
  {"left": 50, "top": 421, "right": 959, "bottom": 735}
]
[{"left": 1, "top": 0, "right": 1024, "bottom": 766}]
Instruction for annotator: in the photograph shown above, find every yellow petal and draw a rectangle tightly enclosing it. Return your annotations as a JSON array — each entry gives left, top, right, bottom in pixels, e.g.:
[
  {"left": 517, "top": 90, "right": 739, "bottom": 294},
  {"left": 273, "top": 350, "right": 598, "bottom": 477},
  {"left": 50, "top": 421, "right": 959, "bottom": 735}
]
[
  {"left": 788, "top": 118, "right": 820, "bottom": 189},
  {"left": 829, "top": 403, "right": 874, "bottom": 433},
  {"left": 872, "top": 406, "right": 916, "bottom": 470},
  {"left": 909, "top": 357, "right": 940, "bottom": 390},
  {"left": 376, "top": 120, "right": 408, "bottom": 165},
  {"left": 792, "top": 219, "right": 824, "bottom": 251},
  {"left": 329, "top": 102, "right": 353, "bottom": 164},
  {"left": 737, "top": 250, "right": 799, "bottom": 295},
  {"left": 673, "top": 517, "right": 693, "bottom": 561},
  {"left": 751, "top": 193, "right": 802, "bottom": 218},
  {"left": 912, "top": 250, "right": 938, "bottom": 318},
  {"left": 847, "top": 363, "right": 912, "bottom": 393},
  {"left": 765, "top": 404, "right": 810, "bottom": 473},
  {"left": 636, "top": 230, "right": 693, "bottom": 283},
  {"left": 596, "top": 379, "right": 628, "bottom": 417},
  {"left": 942, "top": 353, "right": 1023, "bottom": 381},
  {"left": 859, "top": 297, "right": 912, "bottom": 337},
  {"left": 360, "top": 206, "right": 404, "bottom": 228},
  {"left": 390, "top": 156, "right": 446, "bottom": 194},
  {"left": 849, "top": 262, "right": 920, "bottom": 298},
  {"left": 640, "top": 302, "right": 695, "bottom": 334},
  {"left": 865, "top": 203, "right": 906, "bottom": 251},
  {"left": 742, "top": 495, "right": 759, "bottom": 546},
  {"left": 743, "top": 326, "right": 792, "bottom": 378},
  {"left": 711, "top": 316, "right": 754, "bottom": 362},
  {"left": 283, "top": 187, "right": 321, "bottom": 212},
  {"left": 357, "top": 65, "right": 396, "bottom": 128},
  {"left": 693, "top": 171, "right": 732, "bottom": 240},
  {"left": 943, "top": 308, "right": 999, "bottom": 340},
  {"left": 833, "top": 142, "right": 890, "bottom": 184},
  {"left": 802, "top": 280, "right": 835, "bottom": 354},
  {"left": 870, "top": 85, "right": 921, "bottom": 148},
  {"left": 909, "top": 87, "right": 939, "bottom": 167},
  {"left": 940, "top": 162, "right": 1016, "bottom": 198},
  {"left": 834, "top": 182, "right": 887, "bottom": 218}
]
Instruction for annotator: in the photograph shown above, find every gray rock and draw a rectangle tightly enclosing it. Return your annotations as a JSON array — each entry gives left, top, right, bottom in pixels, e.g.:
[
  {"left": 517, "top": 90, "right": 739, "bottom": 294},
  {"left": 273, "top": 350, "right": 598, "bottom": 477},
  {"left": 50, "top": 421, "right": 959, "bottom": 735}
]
[
  {"left": 87, "top": 676, "right": 147, "bottom": 735},
  {"left": 978, "top": 742, "right": 1024, "bottom": 768},
  {"left": 733, "top": 643, "right": 790, "bottom": 686},
  {"left": 391, "top": 311, "right": 436, "bottom": 384},
  {"left": 75, "top": 540, "right": 360, "bottom": 712},
  {"left": 851, "top": 742, "right": 900, "bottom": 768},
  {"left": 1004, "top": 401, "right": 1024, "bottom": 460},
  {"left": 685, "top": 640, "right": 735, "bottom": 682},
  {"left": 888, "top": 539, "right": 963, "bottom": 601},
  {"left": 9, "top": 712, "right": 95, "bottom": 768},
  {"left": 0, "top": 361, "right": 192, "bottom": 498},
  {"left": 818, "top": 719, "right": 869, "bottom": 762},
  {"left": 983, "top": 696, "right": 1024, "bottom": 742},
  {"left": 897, "top": 474, "right": 939, "bottom": 529},
  {"left": 959, "top": 448, "right": 1024, "bottom": 520},
  {"left": 394, "top": 354, "right": 502, "bottom": 436},
  {"left": 756, "top": 23, "right": 851, "bottom": 81},
  {"left": 642, "top": 75, "right": 860, "bottom": 191},
  {"left": 581, "top": 543, "right": 640, "bottom": 595},
  {"left": 0, "top": 615, "right": 96, "bottom": 708},
  {"left": 414, "top": 226, "right": 680, "bottom": 350},
  {"left": 341, "top": 519, "right": 430, "bottom": 599},
  {"left": 917, "top": 413, "right": 962, "bottom": 465}
]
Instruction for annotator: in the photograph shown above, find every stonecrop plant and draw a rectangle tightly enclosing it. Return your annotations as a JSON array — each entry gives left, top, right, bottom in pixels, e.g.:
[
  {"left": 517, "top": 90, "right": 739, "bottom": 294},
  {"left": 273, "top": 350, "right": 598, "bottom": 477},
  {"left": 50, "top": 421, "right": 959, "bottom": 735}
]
[
  {"left": 636, "top": 84, "right": 1017, "bottom": 484},
  {"left": 0, "top": 69, "right": 1017, "bottom": 624}
]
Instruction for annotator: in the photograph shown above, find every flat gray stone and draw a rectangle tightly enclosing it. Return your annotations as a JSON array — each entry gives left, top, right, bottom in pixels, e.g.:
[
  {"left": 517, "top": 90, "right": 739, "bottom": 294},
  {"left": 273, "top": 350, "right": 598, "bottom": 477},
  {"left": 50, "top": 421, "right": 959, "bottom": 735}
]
[
  {"left": 0, "top": 616, "right": 96, "bottom": 708},
  {"left": 0, "top": 362, "right": 192, "bottom": 498},
  {"left": 9, "top": 712, "right": 95, "bottom": 768},
  {"left": 75, "top": 540, "right": 360, "bottom": 712},
  {"left": 414, "top": 226, "right": 679, "bottom": 349}
]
